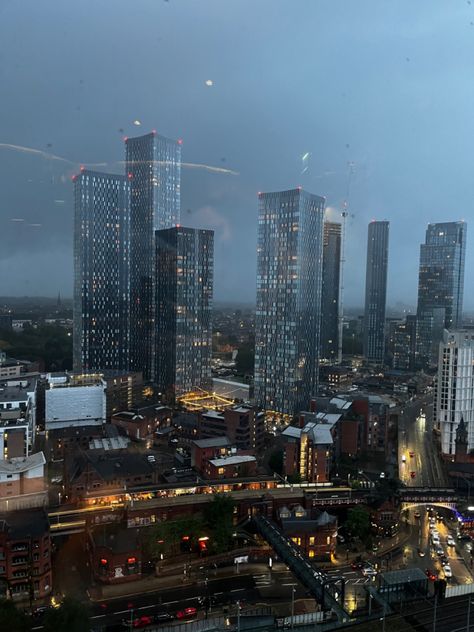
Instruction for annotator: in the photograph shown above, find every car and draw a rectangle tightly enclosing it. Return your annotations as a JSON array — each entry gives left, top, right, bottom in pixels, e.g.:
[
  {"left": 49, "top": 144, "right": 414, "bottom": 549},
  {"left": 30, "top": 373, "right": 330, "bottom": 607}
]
[
  {"left": 443, "top": 564, "right": 453, "bottom": 578},
  {"left": 418, "top": 548, "right": 425, "bottom": 557},
  {"left": 447, "top": 536, "right": 456, "bottom": 547},
  {"left": 379, "top": 472, "right": 386, "bottom": 479},
  {"left": 435, "top": 545, "right": 444, "bottom": 556},
  {"left": 431, "top": 536, "right": 440, "bottom": 546},
  {"left": 129, "top": 615, "right": 153, "bottom": 629},
  {"left": 154, "top": 613, "right": 174, "bottom": 623},
  {"left": 176, "top": 607, "right": 197, "bottom": 620},
  {"left": 337, "top": 534, "right": 345, "bottom": 543},
  {"left": 402, "top": 455, "right": 406, "bottom": 463},
  {"left": 466, "top": 542, "right": 473, "bottom": 552},
  {"left": 425, "top": 569, "right": 437, "bottom": 581},
  {"left": 414, "top": 511, "right": 421, "bottom": 519},
  {"left": 410, "top": 471, "right": 416, "bottom": 479},
  {"left": 30, "top": 606, "right": 52, "bottom": 620},
  {"left": 361, "top": 564, "right": 377, "bottom": 577},
  {"left": 351, "top": 560, "right": 365, "bottom": 571}
]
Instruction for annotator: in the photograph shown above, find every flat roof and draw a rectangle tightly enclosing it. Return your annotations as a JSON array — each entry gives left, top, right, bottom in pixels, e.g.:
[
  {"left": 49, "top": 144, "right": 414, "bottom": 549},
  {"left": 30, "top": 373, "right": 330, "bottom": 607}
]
[
  {"left": 209, "top": 455, "right": 256, "bottom": 467},
  {"left": 381, "top": 568, "right": 427, "bottom": 585},
  {"left": 0, "top": 452, "right": 45, "bottom": 474},
  {"left": 193, "top": 437, "right": 231, "bottom": 448}
]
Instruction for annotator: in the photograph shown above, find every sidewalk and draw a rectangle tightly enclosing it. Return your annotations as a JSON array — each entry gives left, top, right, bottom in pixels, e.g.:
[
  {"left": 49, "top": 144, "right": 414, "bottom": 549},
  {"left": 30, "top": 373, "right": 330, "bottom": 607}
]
[{"left": 329, "top": 524, "right": 412, "bottom": 568}]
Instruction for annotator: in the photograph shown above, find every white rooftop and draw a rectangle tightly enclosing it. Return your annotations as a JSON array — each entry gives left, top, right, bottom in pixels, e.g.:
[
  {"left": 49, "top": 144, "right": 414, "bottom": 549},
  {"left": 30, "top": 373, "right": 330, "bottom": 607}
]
[
  {"left": 0, "top": 451, "right": 45, "bottom": 473},
  {"left": 209, "top": 455, "right": 256, "bottom": 467}
]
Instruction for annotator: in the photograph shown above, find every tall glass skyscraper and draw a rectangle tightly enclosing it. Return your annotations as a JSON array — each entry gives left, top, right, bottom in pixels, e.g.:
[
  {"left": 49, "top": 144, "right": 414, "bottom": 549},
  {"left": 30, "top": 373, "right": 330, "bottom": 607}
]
[
  {"left": 416, "top": 221, "right": 467, "bottom": 366},
  {"left": 320, "top": 222, "right": 341, "bottom": 361},
  {"left": 363, "top": 221, "right": 389, "bottom": 364},
  {"left": 254, "top": 188, "right": 325, "bottom": 416},
  {"left": 125, "top": 131, "right": 182, "bottom": 379},
  {"left": 154, "top": 227, "right": 213, "bottom": 398},
  {"left": 73, "top": 170, "right": 130, "bottom": 373}
]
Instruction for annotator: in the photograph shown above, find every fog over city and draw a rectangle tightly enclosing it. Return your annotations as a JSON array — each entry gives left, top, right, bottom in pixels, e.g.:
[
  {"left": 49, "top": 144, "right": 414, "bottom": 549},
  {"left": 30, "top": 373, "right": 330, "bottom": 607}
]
[{"left": 1, "top": 1, "right": 473, "bottom": 306}]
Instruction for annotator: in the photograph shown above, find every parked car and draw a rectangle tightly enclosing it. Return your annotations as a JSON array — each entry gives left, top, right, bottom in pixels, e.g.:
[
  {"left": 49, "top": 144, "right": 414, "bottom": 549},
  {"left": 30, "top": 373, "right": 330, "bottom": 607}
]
[
  {"left": 425, "top": 569, "right": 437, "bottom": 581},
  {"left": 124, "top": 615, "right": 153, "bottom": 629},
  {"left": 176, "top": 607, "right": 197, "bottom": 620},
  {"left": 154, "top": 613, "right": 174, "bottom": 624}
]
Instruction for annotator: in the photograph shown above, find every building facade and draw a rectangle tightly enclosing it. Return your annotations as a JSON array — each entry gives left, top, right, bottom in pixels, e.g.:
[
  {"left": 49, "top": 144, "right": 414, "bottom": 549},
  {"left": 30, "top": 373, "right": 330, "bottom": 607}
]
[
  {"left": 435, "top": 330, "right": 474, "bottom": 457},
  {"left": 125, "top": 132, "right": 182, "bottom": 379},
  {"left": 73, "top": 170, "right": 130, "bottom": 374},
  {"left": 363, "top": 221, "right": 389, "bottom": 364},
  {"left": 320, "top": 222, "right": 341, "bottom": 361},
  {"left": 392, "top": 315, "right": 417, "bottom": 371},
  {"left": 254, "top": 188, "right": 325, "bottom": 416},
  {"left": 417, "top": 222, "right": 467, "bottom": 367},
  {"left": 154, "top": 227, "right": 213, "bottom": 398}
]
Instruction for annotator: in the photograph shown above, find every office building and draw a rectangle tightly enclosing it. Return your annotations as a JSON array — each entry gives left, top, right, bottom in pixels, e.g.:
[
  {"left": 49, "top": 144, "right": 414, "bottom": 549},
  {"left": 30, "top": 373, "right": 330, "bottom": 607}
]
[
  {"left": 416, "top": 222, "right": 467, "bottom": 367},
  {"left": 392, "top": 315, "right": 417, "bottom": 371},
  {"left": 320, "top": 222, "right": 341, "bottom": 361},
  {"left": 125, "top": 131, "right": 182, "bottom": 379},
  {"left": 363, "top": 221, "right": 389, "bottom": 364},
  {"left": 73, "top": 170, "right": 130, "bottom": 373},
  {"left": 435, "top": 330, "right": 474, "bottom": 457},
  {"left": 254, "top": 188, "right": 325, "bottom": 416},
  {"left": 154, "top": 226, "right": 213, "bottom": 398}
]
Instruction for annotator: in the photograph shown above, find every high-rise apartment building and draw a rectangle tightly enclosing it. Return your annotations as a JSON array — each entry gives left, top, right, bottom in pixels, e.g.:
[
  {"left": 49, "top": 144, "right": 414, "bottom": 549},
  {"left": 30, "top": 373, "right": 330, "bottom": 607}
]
[
  {"left": 416, "top": 222, "right": 467, "bottom": 367},
  {"left": 254, "top": 188, "right": 325, "bottom": 416},
  {"left": 125, "top": 132, "right": 182, "bottom": 379},
  {"left": 320, "top": 222, "right": 341, "bottom": 361},
  {"left": 73, "top": 170, "right": 130, "bottom": 373},
  {"left": 363, "top": 221, "right": 389, "bottom": 364},
  {"left": 392, "top": 315, "right": 417, "bottom": 371},
  {"left": 435, "top": 330, "right": 474, "bottom": 456},
  {"left": 154, "top": 226, "right": 213, "bottom": 398}
]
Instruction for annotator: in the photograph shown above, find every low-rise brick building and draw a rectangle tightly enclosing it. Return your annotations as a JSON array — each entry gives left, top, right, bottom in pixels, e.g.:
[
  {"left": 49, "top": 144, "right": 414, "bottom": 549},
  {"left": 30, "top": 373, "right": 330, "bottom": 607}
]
[
  {"left": 278, "top": 504, "right": 337, "bottom": 561},
  {"left": 88, "top": 523, "right": 141, "bottom": 584},
  {"left": 0, "top": 508, "right": 52, "bottom": 600}
]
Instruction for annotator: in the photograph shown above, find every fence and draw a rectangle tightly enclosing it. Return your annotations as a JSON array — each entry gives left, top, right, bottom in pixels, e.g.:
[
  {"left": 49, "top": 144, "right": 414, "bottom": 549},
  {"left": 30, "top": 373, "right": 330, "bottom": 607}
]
[{"left": 446, "top": 582, "right": 474, "bottom": 598}]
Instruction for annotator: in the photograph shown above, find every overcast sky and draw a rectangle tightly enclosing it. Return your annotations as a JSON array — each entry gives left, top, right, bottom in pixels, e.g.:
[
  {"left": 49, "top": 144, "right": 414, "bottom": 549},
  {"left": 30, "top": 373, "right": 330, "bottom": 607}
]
[{"left": 0, "top": 1, "right": 473, "bottom": 309}]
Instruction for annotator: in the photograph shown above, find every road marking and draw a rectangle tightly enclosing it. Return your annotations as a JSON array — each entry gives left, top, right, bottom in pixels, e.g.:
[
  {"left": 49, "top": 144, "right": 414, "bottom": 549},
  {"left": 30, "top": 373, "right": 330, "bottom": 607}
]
[{"left": 230, "top": 589, "right": 244, "bottom": 593}]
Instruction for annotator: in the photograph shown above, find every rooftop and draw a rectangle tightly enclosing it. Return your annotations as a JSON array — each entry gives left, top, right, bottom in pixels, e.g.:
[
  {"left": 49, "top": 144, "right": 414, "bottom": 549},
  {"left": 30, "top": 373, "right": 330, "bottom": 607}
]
[
  {"left": 0, "top": 451, "right": 45, "bottom": 474},
  {"left": 381, "top": 567, "right": 427, "bottom": 585},
  {"left": 193, "top": 436, "right": 231, "bottom": 449},
  {"left": 0, "top": 508, "right": 49, "bottom": 538},
  {"left": 208, "top": 454, "right": 256, "bottom": 467}
]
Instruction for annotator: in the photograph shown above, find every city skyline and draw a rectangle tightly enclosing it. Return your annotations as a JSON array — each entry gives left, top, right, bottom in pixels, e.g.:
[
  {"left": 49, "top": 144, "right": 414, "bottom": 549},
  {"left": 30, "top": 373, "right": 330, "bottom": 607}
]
[{"left": 1, "top": 2, "right": 474, "bottom": 308}]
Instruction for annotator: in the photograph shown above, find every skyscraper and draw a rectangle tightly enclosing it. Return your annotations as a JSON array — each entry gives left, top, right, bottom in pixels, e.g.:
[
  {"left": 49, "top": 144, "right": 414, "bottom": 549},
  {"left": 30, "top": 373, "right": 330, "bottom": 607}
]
[
  {"left": 73, "top": 170, "right": 130, "bottom": 373},
  {"left": 254, "top": 188, "right": 325, "bottom": 416},
  {"left": 435, "top": 330, "right": 474, "bottom": 456},
  {"left": 416, "top": 221, "right": 467, "bottom": 366},
  {"left": 154, "top": 226, "right": 213, "bottom": 398},
  {"left": 320, "top": 222, "right": 341, "bottom": 361},
  {"left": 363, "top": 220, "right": 389, "bottom": 364},
  {"left": 125, "top": 131, "right": 182, "bottom": 378}
]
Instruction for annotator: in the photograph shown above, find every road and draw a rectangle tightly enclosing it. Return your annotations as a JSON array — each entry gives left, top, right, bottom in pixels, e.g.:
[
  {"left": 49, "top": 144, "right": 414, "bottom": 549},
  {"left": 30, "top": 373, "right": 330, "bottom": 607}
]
[{"left": 398, "top": 394, "right": 448, "bottom": 488}]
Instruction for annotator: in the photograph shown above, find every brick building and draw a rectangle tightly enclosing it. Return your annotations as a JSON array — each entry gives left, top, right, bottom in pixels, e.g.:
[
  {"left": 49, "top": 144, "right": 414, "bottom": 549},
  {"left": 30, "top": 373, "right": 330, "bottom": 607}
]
[
  {"left": 199, "top": 405, "right": 265, "bottom": 451},
  {"left": 0, "top": 509, "right": 52, "bottom": 600},
  {"left": 0, "top": 453, "right": 47, "bottom": 512},
  {"left": 64, "top": 450, "right": 161, "bottom": 503},
  {"left": 88, "top": 523, "right": 141, "bottom": 584},
  {"left": 111, "top": 405, "right": 171, "bottom": 442},
  {"left": 278, "top": 504, "right": 337, "bottom": 561}
]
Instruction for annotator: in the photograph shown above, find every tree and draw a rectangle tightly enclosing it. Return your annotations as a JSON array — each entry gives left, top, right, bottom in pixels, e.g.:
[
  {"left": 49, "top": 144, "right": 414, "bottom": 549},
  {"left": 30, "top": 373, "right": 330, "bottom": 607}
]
[
  {"left": 203, "top": 494, "right": 235, "bottom": 554},
  {"left": 268, "top": 448, "right": 284, "bottom": 476},
  {"left": 0, "top": 598, "right": 31, "bottom": 632},
  {"left": 345, "top": 506, "right": 371, "bottom": 541},
  {"left": 42, "top": 597, "right": 90, "bottom": 632},
  {"left": 144, "top": 516, "right": 205, "bottom": 558}
]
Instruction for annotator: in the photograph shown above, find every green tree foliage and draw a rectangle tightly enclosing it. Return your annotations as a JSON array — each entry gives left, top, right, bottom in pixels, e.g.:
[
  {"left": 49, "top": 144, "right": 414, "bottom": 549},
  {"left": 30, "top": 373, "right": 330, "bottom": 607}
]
[
  {"left": 42, "top": 597, "right": 90, "bottom": 632},
  {"left": 203, "top": 494, "right": 235, "bottom": 554},
  {"left": 0, "top": 324, "right": 72, "bottom": 371},
  {"left": 345, "top": 506, "right": 371, "bottom": 540},
  {"left": 268, "top": 448, "right": 284, "bottom": 476},
  {"left": 144, "top": 516, "right": 206, "bottom": 558},
  {"left": 0, "top": 598, "right": 31, "bottom": 632}
]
